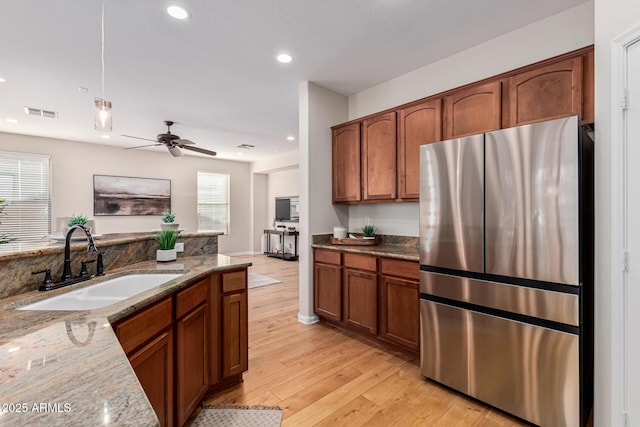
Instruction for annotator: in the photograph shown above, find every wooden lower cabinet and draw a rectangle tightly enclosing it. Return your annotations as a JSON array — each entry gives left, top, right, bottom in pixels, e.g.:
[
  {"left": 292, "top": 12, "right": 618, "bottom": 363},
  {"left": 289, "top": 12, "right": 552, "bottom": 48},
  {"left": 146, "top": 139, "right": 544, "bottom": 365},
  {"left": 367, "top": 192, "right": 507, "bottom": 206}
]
[
  {"left": 114, "top": 269, "right": 249, "bottom": 427},
  {"left": 313, "top": 250, "right": 420, "bottom": 353},
  {"left": 129, "top": 330, "right": 174, "bottom": 427},
  {"left": 379, "top": 275, "right": 420, "bottom": 351},
  {"left": 222, "top": 291, "right": 248, "bottom": 377},
  {"left": 314, "top": 262, "right": 342, "bottom": 321},
  {"left": 343, "top": 268, "right": 378, "bottom": 334},
  {"left": 175, "top": 304, "right": 208, "bottom": 426}
]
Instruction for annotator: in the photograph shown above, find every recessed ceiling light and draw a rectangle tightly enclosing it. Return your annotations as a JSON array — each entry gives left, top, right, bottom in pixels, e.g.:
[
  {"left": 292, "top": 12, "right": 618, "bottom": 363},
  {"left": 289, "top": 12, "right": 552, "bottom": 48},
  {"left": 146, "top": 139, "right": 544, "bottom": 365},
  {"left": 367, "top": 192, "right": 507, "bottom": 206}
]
[
  {"left": 167, "top": 5, "right": 190, "bottom": 20},
  {"left": 286, "top": 136, "right": 295, "bottom": 141},
  {"left": 78, "top": 87, "right": 88, "bottom": 93},
  {"left": 101, "top": 135, "right": 111, "bottom": 139},
  {"left": 276, "top": 54, "right": 292, "bottom": 63},
  {"left": 0, "top": 77, "right": 6, "bottom": 83},
  {"left": 5, "top": 118, "right": 18, "bottom": 124}
]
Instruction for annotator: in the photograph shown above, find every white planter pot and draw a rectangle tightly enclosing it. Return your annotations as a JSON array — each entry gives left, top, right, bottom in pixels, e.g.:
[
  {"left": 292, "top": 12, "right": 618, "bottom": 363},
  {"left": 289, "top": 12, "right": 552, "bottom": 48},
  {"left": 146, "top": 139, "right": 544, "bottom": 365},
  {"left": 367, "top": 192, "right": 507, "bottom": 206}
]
[
  {"left": 161, "top": 223, "right": 180, "bottom": 230},
  {"left": 157, "top": 249, "right": 177, "bottom": 262}
]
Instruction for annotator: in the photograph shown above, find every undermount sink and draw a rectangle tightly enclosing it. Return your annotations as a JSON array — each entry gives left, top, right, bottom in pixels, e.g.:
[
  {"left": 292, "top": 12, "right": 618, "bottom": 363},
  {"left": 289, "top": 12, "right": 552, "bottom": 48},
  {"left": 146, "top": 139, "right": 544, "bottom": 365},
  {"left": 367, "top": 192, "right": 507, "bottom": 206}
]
[{"left": 18, "top": 273, "right": 183, "bottom": 311}]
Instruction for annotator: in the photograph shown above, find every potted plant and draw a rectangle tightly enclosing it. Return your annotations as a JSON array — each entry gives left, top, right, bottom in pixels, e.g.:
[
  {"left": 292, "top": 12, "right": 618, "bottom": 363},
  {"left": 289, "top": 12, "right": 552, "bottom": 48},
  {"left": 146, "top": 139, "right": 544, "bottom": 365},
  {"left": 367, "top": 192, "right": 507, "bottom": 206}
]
[
  {"left": 361, "top": 224, "right": 378, "bottom": 239},
  {"left": 161, "top": 210, "right": 179, "bottom": 230},
  {"left": 62, "top": 214, "right": 91, "bottom": 236},
  {"left": 155, "top": 229, "right": 179, "bottom": 262}
]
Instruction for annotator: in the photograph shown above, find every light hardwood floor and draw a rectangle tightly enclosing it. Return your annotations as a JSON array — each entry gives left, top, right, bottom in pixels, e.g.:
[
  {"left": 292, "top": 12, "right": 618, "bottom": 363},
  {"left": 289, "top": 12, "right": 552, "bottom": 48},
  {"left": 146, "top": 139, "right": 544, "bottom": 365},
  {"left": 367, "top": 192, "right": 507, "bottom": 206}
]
[{"left": 204, "top": 254, "right": 529, "bottom": 426}]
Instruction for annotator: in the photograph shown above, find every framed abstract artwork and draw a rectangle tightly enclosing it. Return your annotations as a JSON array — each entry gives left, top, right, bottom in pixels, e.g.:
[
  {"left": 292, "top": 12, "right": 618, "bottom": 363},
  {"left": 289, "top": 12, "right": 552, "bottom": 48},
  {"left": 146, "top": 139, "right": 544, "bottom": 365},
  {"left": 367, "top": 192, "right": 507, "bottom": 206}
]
[{"left": 93, "top": 175, "right": 171, "bottom": 216}]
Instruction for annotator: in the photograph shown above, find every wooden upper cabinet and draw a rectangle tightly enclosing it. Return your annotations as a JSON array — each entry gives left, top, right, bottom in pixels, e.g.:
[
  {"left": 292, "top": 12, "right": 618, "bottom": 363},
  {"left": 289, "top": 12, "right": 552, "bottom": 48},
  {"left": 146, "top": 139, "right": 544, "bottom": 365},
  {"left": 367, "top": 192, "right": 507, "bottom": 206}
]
[
  {"left": 362, "top": 111, "right": 397, "bottom": 201},
  {"left": 332, "top": 123, "right": 361, "bottom": 203},
  {"left": 508, "top": 56, "right": 583, "bottom": 127},
  {"left": 397, "top": 99, "right": 442, "bottom": 200},
  {"left": 444, "top": 81, "right": 501, "bottom": 139},
  {"left": 582, "top": 50, "right": 595, "bottom": 124}
]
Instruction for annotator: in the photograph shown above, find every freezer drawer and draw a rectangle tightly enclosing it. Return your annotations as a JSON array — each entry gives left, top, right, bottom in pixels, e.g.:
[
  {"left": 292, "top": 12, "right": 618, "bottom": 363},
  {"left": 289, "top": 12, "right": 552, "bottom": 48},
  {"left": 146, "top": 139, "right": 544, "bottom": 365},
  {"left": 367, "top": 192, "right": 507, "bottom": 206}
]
[
  {"left": 419, "top": 134, "right": 484, "bottom": 272},
  {"left": 420, "top": 299, "right": 579, "bottom": 427},
  {"left": 420, "top": 270, "right": 579, "bottom": 326}
]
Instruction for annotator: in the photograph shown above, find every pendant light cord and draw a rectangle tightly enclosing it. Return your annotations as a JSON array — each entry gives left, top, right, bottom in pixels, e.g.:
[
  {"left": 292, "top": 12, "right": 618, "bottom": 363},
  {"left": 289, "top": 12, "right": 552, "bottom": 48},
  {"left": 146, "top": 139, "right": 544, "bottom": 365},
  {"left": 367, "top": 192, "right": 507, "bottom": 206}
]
[{"left": 101, "top": 0, "right": 105, "bottom": 98}]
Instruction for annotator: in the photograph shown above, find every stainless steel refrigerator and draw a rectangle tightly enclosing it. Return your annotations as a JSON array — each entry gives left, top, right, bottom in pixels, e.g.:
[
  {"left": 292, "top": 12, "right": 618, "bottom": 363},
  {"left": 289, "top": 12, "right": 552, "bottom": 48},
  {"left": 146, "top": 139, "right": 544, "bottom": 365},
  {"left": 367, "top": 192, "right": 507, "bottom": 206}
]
[{"left": 419, "top": 116, "right": 593, "bottom": 427}]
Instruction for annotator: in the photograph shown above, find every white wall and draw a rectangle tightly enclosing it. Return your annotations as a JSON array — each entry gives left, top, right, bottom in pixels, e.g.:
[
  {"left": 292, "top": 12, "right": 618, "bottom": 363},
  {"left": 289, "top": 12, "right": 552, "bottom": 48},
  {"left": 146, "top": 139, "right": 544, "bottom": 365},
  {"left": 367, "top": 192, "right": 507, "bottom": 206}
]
[
  {"left": 349, "top": 2, "right": 594, "bottom": 119},
  {"left": 298, "top": 81, "right": 349, "bottom": 324},
  {"left": 250, "top": 173, "right": 268, "bottom": 253},
  {"left": 0, "top": 132, "right": 252, "bottom": 254},
  {"left": 593, "top": 1, "right": 640, "bottom": 426},
  {"left": 267, "top": 168, "right": 299, "bottom": 226},
  {"left": 345, "top": 1, "right": 594, "bottom": 238}
]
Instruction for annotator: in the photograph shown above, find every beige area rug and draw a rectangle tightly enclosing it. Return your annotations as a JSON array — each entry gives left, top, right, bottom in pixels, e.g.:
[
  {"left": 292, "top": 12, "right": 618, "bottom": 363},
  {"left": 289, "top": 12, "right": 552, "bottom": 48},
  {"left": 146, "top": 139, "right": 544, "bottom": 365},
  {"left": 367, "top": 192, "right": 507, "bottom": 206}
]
[
  {"left": 191, "top": 404, "right": 283, "bottom": 427},
  {"left": 248, "top": 272, "right": 282, "bottom": 289}
]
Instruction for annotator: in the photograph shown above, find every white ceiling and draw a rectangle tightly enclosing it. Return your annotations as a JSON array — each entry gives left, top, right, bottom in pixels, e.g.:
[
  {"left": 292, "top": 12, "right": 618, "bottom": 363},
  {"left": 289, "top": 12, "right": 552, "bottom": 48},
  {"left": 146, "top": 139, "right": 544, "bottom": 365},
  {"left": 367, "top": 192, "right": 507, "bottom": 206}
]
[{"left": 0, "top": 0, "right": 589, "bottom": 162}]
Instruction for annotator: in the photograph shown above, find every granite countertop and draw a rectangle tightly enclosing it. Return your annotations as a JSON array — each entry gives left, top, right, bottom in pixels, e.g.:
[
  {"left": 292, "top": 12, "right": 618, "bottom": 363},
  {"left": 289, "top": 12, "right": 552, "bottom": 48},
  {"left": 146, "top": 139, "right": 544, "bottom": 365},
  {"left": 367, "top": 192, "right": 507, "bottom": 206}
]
[
  {"left": 311, "top": 242, "right": 419, "bottom": 261},
  {"left": 0, "top": 231, "right": 223, "bottom": 262},
  {"left": 0, "top": 254, "right": 250, "bottom": 427}
]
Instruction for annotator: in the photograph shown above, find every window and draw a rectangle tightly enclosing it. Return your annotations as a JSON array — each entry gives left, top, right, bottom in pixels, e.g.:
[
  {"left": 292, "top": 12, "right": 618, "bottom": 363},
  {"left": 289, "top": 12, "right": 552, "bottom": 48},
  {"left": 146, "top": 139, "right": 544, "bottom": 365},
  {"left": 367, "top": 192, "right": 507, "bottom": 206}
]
[
  {"left": 0, "top": 151, "right": 51, "bottom": 242},
  {"left": 197, "top": 172, "right": 229, "bottom": 233}
]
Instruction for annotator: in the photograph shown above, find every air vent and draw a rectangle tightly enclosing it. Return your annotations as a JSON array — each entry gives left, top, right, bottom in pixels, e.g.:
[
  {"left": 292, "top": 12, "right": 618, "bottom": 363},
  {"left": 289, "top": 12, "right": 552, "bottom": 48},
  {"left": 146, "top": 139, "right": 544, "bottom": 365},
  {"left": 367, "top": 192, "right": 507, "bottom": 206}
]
[
  {"left": 237, "top": 144, "right": 255, "bottom": 149},
  {"left": 24, "top": 107, "right": 58, "bottom": 119}
]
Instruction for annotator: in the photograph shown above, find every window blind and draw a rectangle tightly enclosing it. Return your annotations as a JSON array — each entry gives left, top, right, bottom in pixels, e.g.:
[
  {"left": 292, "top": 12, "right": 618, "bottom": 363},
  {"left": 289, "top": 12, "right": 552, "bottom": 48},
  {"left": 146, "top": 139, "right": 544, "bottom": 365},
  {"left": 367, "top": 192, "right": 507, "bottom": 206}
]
[
  {"left": 0, "top": 151, "right": 51, "bottom": 242},
  {"left": 197, "top": 172, "right": 229, "bottom": 233}
]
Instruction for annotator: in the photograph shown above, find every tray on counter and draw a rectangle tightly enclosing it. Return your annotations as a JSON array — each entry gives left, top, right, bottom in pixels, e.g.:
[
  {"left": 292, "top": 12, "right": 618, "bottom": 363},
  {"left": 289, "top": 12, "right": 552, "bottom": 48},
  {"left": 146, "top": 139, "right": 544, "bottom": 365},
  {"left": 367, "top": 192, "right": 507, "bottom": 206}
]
[{"left": 331, "top": 236, "right": 380, "bottom": 246}]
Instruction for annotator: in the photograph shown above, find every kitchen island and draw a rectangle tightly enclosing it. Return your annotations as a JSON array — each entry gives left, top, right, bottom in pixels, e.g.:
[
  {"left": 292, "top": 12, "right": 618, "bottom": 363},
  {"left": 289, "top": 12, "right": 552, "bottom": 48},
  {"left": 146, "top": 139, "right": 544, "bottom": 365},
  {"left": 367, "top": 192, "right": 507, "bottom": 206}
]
[{"left": 0, "top": 253, "right": 250, "bottom": 427}]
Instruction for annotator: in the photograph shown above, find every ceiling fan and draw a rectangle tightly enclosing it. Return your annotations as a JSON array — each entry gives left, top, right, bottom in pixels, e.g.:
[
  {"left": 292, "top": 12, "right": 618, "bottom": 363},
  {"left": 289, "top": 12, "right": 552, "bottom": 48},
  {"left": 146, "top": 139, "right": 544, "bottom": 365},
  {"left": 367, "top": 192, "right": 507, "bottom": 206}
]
[{"left": 122, "top": 120, "right": 217, "bottom": 157}]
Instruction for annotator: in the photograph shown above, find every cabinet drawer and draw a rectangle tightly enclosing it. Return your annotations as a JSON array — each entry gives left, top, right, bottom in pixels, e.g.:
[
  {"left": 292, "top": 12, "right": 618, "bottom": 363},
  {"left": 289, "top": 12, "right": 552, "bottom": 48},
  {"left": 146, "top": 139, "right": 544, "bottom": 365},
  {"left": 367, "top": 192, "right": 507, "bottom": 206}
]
[
  {"left": 314, "top": 248, "right": 341, "bottom": 265},
  {"left": 221, "top": 270, "right": 247, "bottom": 293},
  {"left": 176, "top": 278, "right": 208, "bottom": 319},
  {"left": 115, "top": 297, "right": 172, "bottom": 355},
  {"left": 343, "top": 253, "right": 377, "bottom": 272},
  {"left": 380, "top": 258, "right": 419, "bottom": 281}
]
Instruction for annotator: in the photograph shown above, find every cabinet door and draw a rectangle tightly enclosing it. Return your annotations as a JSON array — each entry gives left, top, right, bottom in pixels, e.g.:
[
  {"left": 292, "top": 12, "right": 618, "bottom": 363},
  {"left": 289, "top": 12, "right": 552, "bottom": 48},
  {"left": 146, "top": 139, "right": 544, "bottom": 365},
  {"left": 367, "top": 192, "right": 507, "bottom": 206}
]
[
  {"left": 362, "top": 112, "right": 397, "bottom": 200},
  {"left": 176, "top": 304, "right": 208, "bottom": 427},
  {"left": 222, "top": 291, "right": 248, "bottom": 377},
  {"left": 444, "top": 81, "right": 501, "bottom": 139},
  {"left": 379, "top": 276, "right": 419, "bottom": 351},
  {"left": 343, "top": 268, "right": 378, "bottom": 334},
  {"left": 129, "top": 330, "right": 174, "bottom": 427},
  {"left": 398, "top": 99, "right": 442, "bottom": 199},
  {"left": 508, "top": 56, "right": 583, "bottom": 127},
  {"left": 314, "top": 262, "right": 342, "bottom": 321},
  {"left": 332, "top": 122, "right": 361, "bottom": 202}
]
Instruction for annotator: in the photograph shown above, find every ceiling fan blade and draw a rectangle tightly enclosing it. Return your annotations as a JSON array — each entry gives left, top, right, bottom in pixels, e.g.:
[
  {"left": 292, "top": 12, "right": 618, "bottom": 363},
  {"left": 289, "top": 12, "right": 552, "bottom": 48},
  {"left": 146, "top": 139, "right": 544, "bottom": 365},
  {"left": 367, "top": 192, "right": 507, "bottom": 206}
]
[
  {"left": 122, "top": 134, "right": 158, "bottom": 143},
  {"left": 175, "top": 139, "right": 195, "bottom": 146},
  {"left": 124, "top": 143, "right": 162, "bottom": 150},
  {"left": 182, "top": 145, "right": 217, "bottom": 157}
]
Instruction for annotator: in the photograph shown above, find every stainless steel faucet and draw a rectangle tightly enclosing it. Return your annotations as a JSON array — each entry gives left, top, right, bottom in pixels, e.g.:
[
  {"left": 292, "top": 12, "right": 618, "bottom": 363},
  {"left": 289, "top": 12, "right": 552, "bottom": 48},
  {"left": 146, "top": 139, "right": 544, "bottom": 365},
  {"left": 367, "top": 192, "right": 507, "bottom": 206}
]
[{"left": 61, "top": 225, "right": 97, "bottom": 282}]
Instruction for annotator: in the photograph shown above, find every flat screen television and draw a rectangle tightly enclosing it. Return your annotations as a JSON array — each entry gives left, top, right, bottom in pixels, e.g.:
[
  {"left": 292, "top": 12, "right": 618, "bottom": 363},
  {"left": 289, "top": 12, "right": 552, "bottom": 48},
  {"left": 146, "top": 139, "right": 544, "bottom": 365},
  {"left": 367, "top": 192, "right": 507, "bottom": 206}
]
[
  {"left": 275, "top": 196, "right": 299, "bottom": 222},
  {"left": 275, "top": 197, "right": 291, "bottom": 221}
]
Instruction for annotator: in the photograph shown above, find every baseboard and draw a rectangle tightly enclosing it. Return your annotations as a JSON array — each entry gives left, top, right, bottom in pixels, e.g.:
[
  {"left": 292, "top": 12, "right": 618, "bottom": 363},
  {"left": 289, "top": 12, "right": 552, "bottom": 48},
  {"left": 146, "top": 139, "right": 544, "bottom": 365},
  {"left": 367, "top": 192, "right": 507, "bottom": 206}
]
[
  {"left": 220, "top": 251, "right": 254, "bottom": 256},
  {"left": 297, "top": 313, "right": 319, "bottom": 325}
]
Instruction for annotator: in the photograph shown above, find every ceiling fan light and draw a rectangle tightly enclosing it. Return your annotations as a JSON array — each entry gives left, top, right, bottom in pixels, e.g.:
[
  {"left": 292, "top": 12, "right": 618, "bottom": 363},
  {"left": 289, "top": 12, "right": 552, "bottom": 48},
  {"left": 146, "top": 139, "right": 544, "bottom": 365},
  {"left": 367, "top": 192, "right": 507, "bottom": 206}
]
[
  {"left": 168, "top": 145, "right": 183, "bottom": 157},
  {"left": 94, "top": 97, "right": 112, "bottom": 132}
]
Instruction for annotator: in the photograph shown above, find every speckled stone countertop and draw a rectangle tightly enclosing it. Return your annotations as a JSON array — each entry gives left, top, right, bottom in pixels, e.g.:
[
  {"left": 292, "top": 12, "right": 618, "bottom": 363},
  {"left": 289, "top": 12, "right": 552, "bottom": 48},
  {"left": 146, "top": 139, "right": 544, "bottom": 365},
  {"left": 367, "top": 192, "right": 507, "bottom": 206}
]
[
  {"left": 311, "top": 234, "right": 419, "bottom": 261},
  {"left": 0, "top": 254, "right": 250, "bottom": 427}
]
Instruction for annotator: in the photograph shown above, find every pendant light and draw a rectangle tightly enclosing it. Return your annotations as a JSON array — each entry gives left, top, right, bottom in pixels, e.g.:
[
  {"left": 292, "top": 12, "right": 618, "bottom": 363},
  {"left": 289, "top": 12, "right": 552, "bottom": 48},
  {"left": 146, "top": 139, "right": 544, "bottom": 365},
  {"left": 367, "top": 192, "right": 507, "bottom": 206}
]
[{"left": 95, "top": 0, "right": 112, "bottom": 131}]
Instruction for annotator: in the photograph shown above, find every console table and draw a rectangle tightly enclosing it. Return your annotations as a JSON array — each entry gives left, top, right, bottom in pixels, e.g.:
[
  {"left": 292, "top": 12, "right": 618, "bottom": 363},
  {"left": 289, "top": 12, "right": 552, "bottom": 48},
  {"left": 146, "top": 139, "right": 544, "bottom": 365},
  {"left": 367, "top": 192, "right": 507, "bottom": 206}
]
[{"left": 264, "top": 229, "right": 299, "bottom": 261}]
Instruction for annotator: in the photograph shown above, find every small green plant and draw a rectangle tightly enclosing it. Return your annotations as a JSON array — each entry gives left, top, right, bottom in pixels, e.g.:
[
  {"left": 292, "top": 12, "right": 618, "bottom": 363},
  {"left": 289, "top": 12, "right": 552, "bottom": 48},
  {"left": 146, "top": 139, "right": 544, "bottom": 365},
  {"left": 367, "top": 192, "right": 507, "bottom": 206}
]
[
  {"left": 161, "top": 211, "right": 176, "bottom": 223},
  {"left": 361, "top": 224, "right": 378, "bottom": 237},
  {"left": 67, "top": 213, "right": 89, "bottom": 227},
  {"left": 155, "top": 229, "right": 179, "bottom": 250}
]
